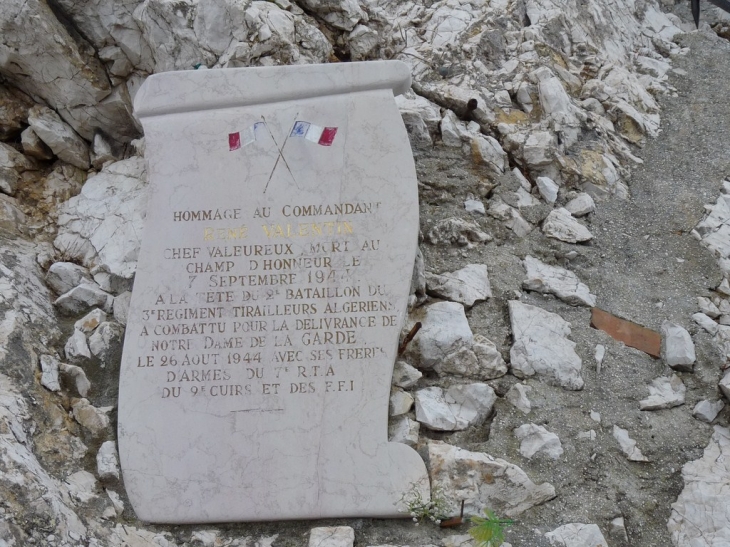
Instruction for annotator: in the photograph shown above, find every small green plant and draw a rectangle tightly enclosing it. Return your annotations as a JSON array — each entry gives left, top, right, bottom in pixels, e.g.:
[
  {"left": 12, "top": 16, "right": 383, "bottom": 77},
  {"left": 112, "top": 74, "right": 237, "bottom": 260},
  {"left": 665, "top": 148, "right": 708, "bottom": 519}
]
[
  {"left": 468, "top": 508, "right": 514, "bottom": 547},
  {"left": 398, "top": 484, "right": 450, "bottom": 526}
]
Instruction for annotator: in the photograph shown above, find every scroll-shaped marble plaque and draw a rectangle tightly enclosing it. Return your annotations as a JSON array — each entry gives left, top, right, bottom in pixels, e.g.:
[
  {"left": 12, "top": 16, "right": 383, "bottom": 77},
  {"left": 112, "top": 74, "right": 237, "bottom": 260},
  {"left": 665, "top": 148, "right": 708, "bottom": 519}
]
[{"left": 119, "top": 62, "right": 429, "bottom": 523}]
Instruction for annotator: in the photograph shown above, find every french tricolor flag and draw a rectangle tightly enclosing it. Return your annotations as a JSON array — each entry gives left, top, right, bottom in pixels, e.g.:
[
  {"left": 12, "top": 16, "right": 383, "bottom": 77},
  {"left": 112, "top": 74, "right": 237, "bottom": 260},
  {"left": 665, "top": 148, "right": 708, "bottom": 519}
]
[
  {"left": 290, "top": 121, "right": 338, "bottom": 146},
  {"left": 229, "top": 122, "right": 265, "bottom": 151}
]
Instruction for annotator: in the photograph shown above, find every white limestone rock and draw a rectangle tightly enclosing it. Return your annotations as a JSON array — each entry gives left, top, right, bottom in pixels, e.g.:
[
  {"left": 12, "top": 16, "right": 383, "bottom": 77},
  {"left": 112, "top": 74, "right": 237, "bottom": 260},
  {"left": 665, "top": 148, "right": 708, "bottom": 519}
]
[
  {"left": 20, "top": 127, "right": 53, "bottom": 161},
  {"left": 65, "top": 470, "right": 99, "bottom": 504},
  {"left": 396, "top": 92, "right": 441, "bottom": 133},
  {"left": 661, "top": 321, "right": 696, "bottom": 371},
  {"left": 509, "top": 301, "right": 584, "bottom": 390},
  {"left": 464, "top": 199, "right": 485, "bottom": 215},
  {"left": 522, "top": 255, "right": 596, "bottom": 307},
  {"left": 639, "top": 375, "right": 686, "bottom": 410},
  {"left": 65, "top": 329, "right": 91, "bottom": 364},
  {"left": 389, "top": 388, "right": 414, "bottom": 417},
  {"left": 27, "top": 106, "right": 90, "bottom": 170},
  {"left": 58, "top": 84, "right": 139, "bottom": 144},
  {"left": 191, "top": 530, "right": 219, "bottom": 547},
  {"left": 435, "top": 347, "right": 480, "bottom": 378},
  {"left": 542, "top": 208, "right": 594, "bottom": 243},
  {"left": 388, "top": 415, "right": 419, "bottom": 448},
  {"left": 0, "top": 373, "right": 87, "bottom": 541},
  {"left": 0, "top": 194, "right": 28, "bottom": 235},
  {"left": 107, "top": 490, "right": 124, "bottom": 517},
  {"left": 716, "top": 328, "right": 730, "bottom": 365},
  {"left": 401, "top": 110, "right": 432, "bottom": 148},
  {"left": 348, "top": 25, "right": 379, "bottom": 60},
  {"left": 0, "top": 0, "right": 111, "bottom": 131},
  {"left": 0, "top": 84, "right": 32, "bottom": 141},
  {"left": 59, "top": 363, "right": 91, "bottom": 398},
  {"left": 97, "top": 441, "right": 120, "bottom": 481},
  {"left": 54, "top": 282, "right": 113, "bottom": 316},
  {"left": 522, "top": 131, "right": 555, "bottom": 168},
  {"left": 46, "top": 262, "right": 94, "bottom": 296},
  {"left": 426, "top": 218, "right": 491, "bottom": 246},
  {"left": 0, "top": 142, "right": 37, "bottom": 196},
  {"left": 39, "top": 354, "right": 61, "bottom": 392},
  {"left": 471, "top": 135, "right": 508, "bottom": 173},
  {"left": 308, "top": 526, "right": 355, "bottom": 547},
  {"left": 514, "top": 423, "right": 563, "bottom": 460},
  {"left": 427, "top": 441, "right": 556, "bottom": 518},
  {"left": 488, "top": 197, "right": 534, "bottom": 238},
  {"left": 693, "top": 312, "right": 719, "bottom": 335},
  {"left": 88, "top": 321, "right": 125, "bottom": 367},
  {"left": 91, "top": 133, "right": 118, "bottom": 170},
  {"left": 719, "top": 370, "right": 730, "bottom": 400},
  {"left": 415, "top": 384, "right": 495, "bottom": 431},
  {"left": 668, "top": 426, "right": 730, "bottom": 545},
  {"left": 392, "top": 361, "right": 422, "bottom": 388},
  {"left": 472, "top": 335, "right": 508, "bottom": 379},
  {"left": 613, "top": 425, "right": 649, "bottom": 462},
  {"left": 536, "top": 176, "right": 559, "bottom": 203},
  {"left": 693, "top": 399, "right": 725, "bottom": 423},
  {"left": 72, "top": 398, "right": 110, "bottom": 436},
  {"left": 404, "top": 301, "right": 473, "bottom": 369},
  {"left": 595, "top": 344, "right": 606, "bottom": 374},
  {"left": 506, "top": 383, "right": 532, "bottom": 414},
  {"left": 426, "top": 264, "right": 492, "bottom": 307},
  {"left": 134, "top": 0, "right": 332, "bottom": 72},
  {"left": 564, "top": 193, "right": 596, "bottom": 217},
  {"left": 75, "top": 309, "right": 107, "bottom": 334},
  {"left": 113, "top": 290, "right": 132, "bottom": 325},
  {"left": 538, "top": 75, "right": 575, "bottom": 121},
  {"left": 698, "top": 296, "right": 721, "bottom": 318},
  {"left": 545, "top": 523, "right": 608, "bottom": 547},
  {"left": 54, "top": 157, "right": 148, "bottom": 279},
  {"left": 441, "top": 110, "right": 464, "bottom": 147}
]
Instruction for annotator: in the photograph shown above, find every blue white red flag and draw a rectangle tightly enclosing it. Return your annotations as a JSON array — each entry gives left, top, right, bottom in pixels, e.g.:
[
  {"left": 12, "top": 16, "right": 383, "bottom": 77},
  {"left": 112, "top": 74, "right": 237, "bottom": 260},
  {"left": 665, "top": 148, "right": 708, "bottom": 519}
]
[
  {"left": 289, "top": 121, "right": 338, "bottom": 146},
  {"left": 229, "top": 122, "right": 265, "bottom": 151}
]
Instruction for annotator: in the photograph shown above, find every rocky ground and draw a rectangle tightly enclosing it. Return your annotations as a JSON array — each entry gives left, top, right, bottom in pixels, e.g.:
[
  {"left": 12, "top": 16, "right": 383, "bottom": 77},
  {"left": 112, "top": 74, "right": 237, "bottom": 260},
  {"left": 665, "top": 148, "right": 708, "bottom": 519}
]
[{"left": 3, "top": 0, "right": 730, "bottom": 546}]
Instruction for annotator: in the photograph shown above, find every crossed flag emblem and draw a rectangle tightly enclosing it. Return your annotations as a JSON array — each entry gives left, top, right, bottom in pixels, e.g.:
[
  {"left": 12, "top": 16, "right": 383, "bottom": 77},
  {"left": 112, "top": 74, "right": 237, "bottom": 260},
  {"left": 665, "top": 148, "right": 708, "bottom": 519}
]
[{"left": 229, "top": 116, "right": 338, "bottom": 193}]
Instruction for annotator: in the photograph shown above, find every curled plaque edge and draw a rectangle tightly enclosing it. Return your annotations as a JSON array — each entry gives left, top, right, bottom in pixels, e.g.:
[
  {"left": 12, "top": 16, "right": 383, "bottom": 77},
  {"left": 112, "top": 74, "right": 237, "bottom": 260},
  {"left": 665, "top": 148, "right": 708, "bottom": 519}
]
[{"left": 120, "top": 61, "right": 431, "bottom": 523}]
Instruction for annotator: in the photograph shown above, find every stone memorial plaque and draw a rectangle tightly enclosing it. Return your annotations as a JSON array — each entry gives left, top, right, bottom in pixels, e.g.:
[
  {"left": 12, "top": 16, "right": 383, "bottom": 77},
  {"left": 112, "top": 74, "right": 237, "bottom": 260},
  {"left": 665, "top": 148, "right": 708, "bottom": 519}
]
[{"left": 119, "top": 61, "right": 429, "bottom": 523}]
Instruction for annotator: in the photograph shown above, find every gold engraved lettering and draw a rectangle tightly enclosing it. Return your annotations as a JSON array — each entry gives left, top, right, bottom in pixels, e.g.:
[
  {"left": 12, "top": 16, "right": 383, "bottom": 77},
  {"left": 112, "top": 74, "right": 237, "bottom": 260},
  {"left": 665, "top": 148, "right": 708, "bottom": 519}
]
[
  {"left": 203, "top": 226, "right": 248, "bottom": 241},
  {"left": 261, "top": 221, "right": 353, "bottom": 238}
]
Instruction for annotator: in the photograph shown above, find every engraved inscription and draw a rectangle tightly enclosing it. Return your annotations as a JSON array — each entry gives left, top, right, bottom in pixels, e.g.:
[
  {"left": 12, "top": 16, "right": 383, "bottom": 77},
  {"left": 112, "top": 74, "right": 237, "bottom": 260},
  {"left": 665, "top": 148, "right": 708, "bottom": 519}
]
[{"left": 133, "top": 201, "right": 391, "bottom": 402}]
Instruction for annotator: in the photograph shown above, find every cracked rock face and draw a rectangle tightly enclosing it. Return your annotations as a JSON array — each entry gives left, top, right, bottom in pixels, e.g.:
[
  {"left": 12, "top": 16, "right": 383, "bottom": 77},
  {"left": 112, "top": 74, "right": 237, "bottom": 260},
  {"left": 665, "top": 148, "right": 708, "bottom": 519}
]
[
  {"left": 545, "top": 523, "right": 608, "bottom": 547},
  {"left": 639, "top": 375, "right": 686, "bottom": 411},
  {"left": 54, "top": 157, "right": 148, "bottom": 279},
  {"left": 404, "top": 301, "right": 473, "bottom": 369},
  {"left": 668, "top": 426, "right": 730, "bottom": 546},
  {"left": 426, "top": 441, "right": 556, "bottom": 518},
  {"left": 415, "top": 384, "right": 496, "bottom": 431},
  {"left": 522, "top": 255, "right": 596, "bottom": 307},
  {"left": 508, "top": 301, "right": 584, "bottom": 390},
  {"left": 514, "top": 423, "right": 563, "bottom": 460},
  {"left": 425, "top": 264, "right": 492, "bottom": 307}
]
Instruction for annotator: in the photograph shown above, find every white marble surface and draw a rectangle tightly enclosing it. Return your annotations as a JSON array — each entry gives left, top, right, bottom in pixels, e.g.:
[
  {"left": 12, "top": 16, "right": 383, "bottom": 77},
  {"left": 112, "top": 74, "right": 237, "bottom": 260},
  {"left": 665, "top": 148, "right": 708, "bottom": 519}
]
[{"left": 118, "top": 61, "right": 428, "bottom": 523}]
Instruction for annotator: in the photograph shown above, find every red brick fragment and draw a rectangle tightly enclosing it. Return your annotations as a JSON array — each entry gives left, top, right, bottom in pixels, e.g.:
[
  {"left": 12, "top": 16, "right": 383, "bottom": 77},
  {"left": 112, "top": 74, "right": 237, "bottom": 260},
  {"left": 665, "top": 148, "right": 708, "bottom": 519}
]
[{"left": 590, "top": 308, "right": 661, "bottom": 358}]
